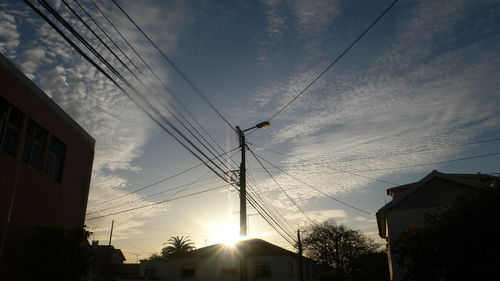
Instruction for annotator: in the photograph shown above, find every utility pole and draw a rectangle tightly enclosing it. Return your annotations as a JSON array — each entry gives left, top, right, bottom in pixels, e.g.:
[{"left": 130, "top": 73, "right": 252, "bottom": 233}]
[
  {"left": 237, "top": 126, "right": 247, "bottom": 238},
  {"left": 236, "top": 126, "right": 248, "bottom": 281},
  {"left": 134, "top": 253, "right": 141, "bottom": 262},
  {"left": 108, "top": 220, "right": 114, "bottom": 246},
  {"left": 298, "top": 229, "right": 304, "bottom": 281},
  {"left": 236, "top": 121, "right": 270, "bottom": 281}
]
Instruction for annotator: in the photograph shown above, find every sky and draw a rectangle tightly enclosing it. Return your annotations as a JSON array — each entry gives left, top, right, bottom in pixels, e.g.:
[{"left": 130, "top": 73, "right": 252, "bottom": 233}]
[{"left": 1, "top": 0, "right": 499, "bottom": 262}]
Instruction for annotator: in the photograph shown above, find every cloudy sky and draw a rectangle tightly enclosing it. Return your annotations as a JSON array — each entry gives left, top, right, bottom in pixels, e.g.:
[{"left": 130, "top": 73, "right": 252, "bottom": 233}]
[{"left": 1, "top": 0, "right": 499, "bottom": 260}]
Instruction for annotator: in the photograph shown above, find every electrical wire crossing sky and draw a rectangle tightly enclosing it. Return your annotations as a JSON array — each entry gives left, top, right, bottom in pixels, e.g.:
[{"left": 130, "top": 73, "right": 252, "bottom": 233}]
[{"left": 1, "top": 0, "right": 499, "bottom": 259}]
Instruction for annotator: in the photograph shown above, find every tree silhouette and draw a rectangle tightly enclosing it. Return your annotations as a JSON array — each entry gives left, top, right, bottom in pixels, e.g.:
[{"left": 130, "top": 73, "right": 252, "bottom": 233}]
[
  {"left": 301, "top": 220, "right": 380, "bottom": 279},
  {"left": 28, "top": 225, "right": 93, "bottom": 281},
  {"left": 145, "top": 252, "right": 164, "bottom": 262},
  {"left": 161, "top": 236, "right": 195, "bottom": 258}
]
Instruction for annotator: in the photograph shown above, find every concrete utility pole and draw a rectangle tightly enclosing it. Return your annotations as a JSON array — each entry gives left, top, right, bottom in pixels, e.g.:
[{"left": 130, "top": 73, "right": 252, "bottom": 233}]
[
  {"left": 237, "top": 126, "right": 248, "bottom": 281},
  {"left": 298, "top": 229, "right": 304, "bottom": 281},
  {"left": 237, "top": 126, "right": 247, "bottom": 238},
  {"left": 236, "top": 121, "right": 270, "bottom": 281},
  {"left": 108, "top": 220, "right": 114, "bottom": 246}
]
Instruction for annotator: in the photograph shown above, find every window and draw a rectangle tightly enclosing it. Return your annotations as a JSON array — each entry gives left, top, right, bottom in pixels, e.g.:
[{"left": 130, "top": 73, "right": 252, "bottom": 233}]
[
  {"left": 44, "top": 136, "right": 66, "bottom": 181},
  {"left": 181, "top": 266, "right": 195, "bottom": 279},
  {"left": 0, "top": 97, "right": 23, "bottom": 156},
  {"left": 288, "top": 262, "right": 294, "bottom": 279},
  {"left": 255, "top": 263, "right": 271, "bottom": 278},
  {"left": 22, "top": 119, "right": 48, "bottom": 170}
]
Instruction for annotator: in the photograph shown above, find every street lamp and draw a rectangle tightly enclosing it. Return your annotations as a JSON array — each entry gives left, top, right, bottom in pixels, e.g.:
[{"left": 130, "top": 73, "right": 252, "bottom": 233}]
[{"left": 236, "top": 121, "right": 270, "bottom": 281}]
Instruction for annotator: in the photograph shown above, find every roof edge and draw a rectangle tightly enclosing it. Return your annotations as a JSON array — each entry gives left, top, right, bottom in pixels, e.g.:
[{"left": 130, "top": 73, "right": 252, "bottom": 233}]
[{"left": 0, "top": 53, "right": 95, "bottom": 145}]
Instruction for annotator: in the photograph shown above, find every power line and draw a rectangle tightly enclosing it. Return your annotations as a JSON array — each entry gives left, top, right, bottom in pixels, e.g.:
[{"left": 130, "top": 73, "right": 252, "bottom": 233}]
[
  {"left": 87, "top": 146, "right": 238, "bottom": 208},
  {"left": 87, "top": 0, "right": 229, "bottom": 161},
  {"left": 268, "top": 0, "right": 400, "bottom": 121},
  {"left": 354, "top": 151, "right": 500, "bottom": 173},
  {"left": 90, "top": 152, "right": 238, "bottom": 216},
  {"left": 246, "top": 160, "right": 296, "bottom": 235},
  {"left": 66, "top": 0, "right": 236, "bottom": 174},
  {"left": 89, "top": 181, "right": 297, "bottom": 246},
  {"left": 86, "top": 173, "right": 219, "bottom": 215},
  {"left": 138, "top": 225, "right": 211, "bottom": 239},
  {"left": 248, "top": 141, "right": 400, "bottom": 186},
  {"left": 247, "top": 181, "right": 295, "bottom": 233},
  {"left": 89, "top": 0, "right": 236, "bottom": 170},
  {"left": 247, "top": 183, "right": 296, "bottom": 235},
  {"left": 86, "top": 184, "right": 228, "bottom": 221},
  {"left": 230, "top": 172, "right": 297, "bottom": 245},
  {"left": 56, "top": 0, "right": 232, "bottom": 179},
  {"left": 248, "top": 136, "right": 500, "bottom": 179},
  {"left": 27, "top": 0, "right": 232, "bottom": 187},
  {"left": 246, "top": 191, "right": 297, "bottom": 246},
  {"left": 110, "top": 0, "right": 236, "bottom": 133},
  {"left": 250, "top": 149, "right": 375, "bottom": 216},
  {"left": 247, "top": 147, "right": 315, "bottom": 225},
  {"left": 319, "top": 137, "right": 500, "bottom": 164},
  {"left": 73, "top": 0, "right": 148, "bottom": 84}
]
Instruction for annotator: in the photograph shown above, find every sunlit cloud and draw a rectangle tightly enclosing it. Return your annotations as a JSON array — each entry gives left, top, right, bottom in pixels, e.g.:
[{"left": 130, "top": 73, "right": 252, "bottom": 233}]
[
  {"left": 247, "top": 0, "right": 500, "bottom": 240},
  {"left": 0, "top": 7, "right": 20, "bottom": 57}
]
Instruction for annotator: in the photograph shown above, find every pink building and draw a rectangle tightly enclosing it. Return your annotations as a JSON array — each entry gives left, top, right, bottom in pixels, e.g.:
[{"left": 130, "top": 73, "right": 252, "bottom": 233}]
[{"left": 0, "top": 54, "right": 95, "bottom": 280}]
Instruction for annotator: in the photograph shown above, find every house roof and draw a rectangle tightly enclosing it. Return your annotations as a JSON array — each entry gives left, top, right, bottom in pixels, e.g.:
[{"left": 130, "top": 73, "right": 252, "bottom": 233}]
[
  {"left": 376, "top": 170, "right": 483, "bottom": 238},
  {"left": 171, "top": 238, "right": 307, "bottom": 260},
  {"left": 386, "top": 182, "right": 416, "bottom": 196},
  {"left": 94, "top": 245, "right": 126, "bottom": 263}
]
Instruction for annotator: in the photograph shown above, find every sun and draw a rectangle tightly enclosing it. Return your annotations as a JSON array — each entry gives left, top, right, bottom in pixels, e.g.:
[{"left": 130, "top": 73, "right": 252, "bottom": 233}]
[{"left": 208, "top": 222, "right": 242, "bottom": 246}]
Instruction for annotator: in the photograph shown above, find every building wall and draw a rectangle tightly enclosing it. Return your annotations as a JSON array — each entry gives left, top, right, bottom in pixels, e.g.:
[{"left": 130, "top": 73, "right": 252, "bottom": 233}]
[
  {"left": 384, "top": 177, "right": 472, "bottom": 281},
  {"left": 141, "top": 255, "right": 317, "bottom": 281},
  {"left": 0, "top": 55, "right": 95, "bottom": 281}
]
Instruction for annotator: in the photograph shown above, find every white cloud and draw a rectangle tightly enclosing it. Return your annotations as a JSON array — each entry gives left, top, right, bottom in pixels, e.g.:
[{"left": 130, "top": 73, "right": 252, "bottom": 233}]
[
  {"left": 0, "top": 9, "right": 20, "bottom": 57},
  {"left": 262, "top": 0, "right": 286, "bottom": 39},
  {"left": 19, "top": 46, "right": 47, "bottom": 77},
  {"left": 290, "top": 0, "right": 341, "bottom": 37},
  {"left": 249, "top": 0, "right": 500, "bottom": 225},
  {"left": 285, "top": 209, "right": 347, "bottom": 225},
  {"left": 354, "top": 216, "right": 367, "bottom": 222},
  {"left": 258, "top": 0, "right": 341, "bottom": 66}
]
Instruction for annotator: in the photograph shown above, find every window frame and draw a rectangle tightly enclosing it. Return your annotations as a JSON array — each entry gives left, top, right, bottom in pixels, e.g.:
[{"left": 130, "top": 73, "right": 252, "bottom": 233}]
[
  {"left": 0, "top": 97, "right": 23, "bottom": 157},
  {"left": 22, "top": 119, "right": 48, "bottom": 171},
  {"left": 44, "top": 135, "right": 66, "bottom": 181}
]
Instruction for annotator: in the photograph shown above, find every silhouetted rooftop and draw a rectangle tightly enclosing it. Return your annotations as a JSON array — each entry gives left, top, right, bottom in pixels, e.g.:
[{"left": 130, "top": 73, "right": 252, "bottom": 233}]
[{"left": 171, "top": 238, "right": 298, "bottom": 258}]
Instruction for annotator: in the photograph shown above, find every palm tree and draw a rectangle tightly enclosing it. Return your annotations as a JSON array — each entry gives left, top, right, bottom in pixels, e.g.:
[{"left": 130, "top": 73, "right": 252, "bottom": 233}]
[{"left": 161, "top": 236, "right": 195, "bottom": 258}]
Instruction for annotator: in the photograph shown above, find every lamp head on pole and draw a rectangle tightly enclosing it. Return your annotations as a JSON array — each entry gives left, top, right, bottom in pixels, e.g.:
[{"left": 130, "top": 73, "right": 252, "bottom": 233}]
[
  {"left": 240, "top": 121, "right": 270, "bottom": 134},
  {"left": 255, "top": 121, "right": 270, "bottom": 129}
]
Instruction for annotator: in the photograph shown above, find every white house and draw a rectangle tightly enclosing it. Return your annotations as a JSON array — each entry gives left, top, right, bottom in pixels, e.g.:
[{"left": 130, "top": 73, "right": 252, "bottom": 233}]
[
  {"left": 376, "top": 170, "right": 481, "bottom": 281},
  {"left": 140, "top": 238, "right": 320, "bottom": 281}
]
